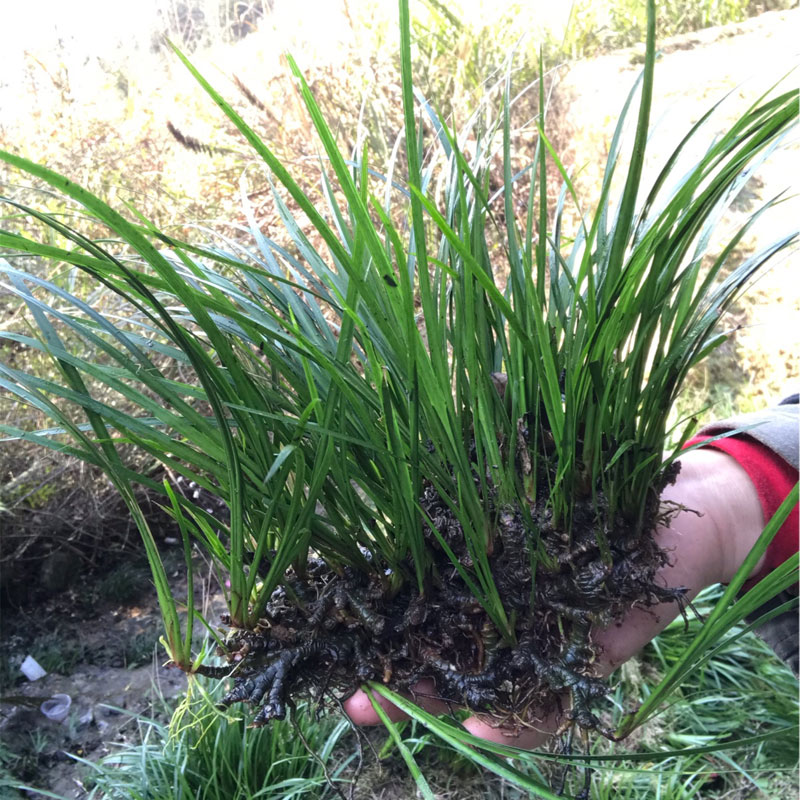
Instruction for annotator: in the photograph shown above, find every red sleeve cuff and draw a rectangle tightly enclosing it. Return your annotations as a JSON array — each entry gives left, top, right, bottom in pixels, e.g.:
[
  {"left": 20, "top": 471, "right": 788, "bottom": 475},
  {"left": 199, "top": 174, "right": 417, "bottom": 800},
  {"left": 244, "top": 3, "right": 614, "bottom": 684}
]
[{"left": 684, "top": 434, "right": 798, "bottom": 589}]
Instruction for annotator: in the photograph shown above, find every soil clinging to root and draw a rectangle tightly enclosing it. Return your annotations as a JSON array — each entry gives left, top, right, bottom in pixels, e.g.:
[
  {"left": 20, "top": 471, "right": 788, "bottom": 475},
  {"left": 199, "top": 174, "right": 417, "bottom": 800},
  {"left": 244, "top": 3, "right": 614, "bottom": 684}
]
[{"left": 198, "top": 427, "right": 685, "bottom": 739}]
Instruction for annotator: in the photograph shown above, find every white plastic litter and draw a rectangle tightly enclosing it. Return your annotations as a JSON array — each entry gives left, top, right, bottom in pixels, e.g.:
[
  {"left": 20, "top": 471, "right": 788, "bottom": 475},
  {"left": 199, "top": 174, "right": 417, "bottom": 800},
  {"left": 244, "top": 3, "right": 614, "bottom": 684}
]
[
  {"left": 20, "top": 655, "right": 47, "bottom": 681},
  {"left": 40, "top": 693, "right": 72, "bottom": 722},
  {"left": 78, "top": 707, "right": 93, "bottom": 726}
]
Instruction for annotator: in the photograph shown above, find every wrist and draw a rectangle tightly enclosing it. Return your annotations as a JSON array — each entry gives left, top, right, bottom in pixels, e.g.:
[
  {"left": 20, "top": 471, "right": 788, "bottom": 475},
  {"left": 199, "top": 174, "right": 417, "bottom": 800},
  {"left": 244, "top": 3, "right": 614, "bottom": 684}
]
[
  {"left": 593, "top": 448, "right": 764, "bottom": 673},
  {"left": 661, "top": 447, "right": 765, "bottom": 586}
]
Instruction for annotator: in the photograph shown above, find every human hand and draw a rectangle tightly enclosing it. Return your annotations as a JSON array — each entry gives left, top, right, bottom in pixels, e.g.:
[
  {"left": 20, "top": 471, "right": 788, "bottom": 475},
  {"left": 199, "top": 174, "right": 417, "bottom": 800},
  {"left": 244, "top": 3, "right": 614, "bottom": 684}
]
[{"left": 344, "top": 447, "right": 765, "bottom": 747}]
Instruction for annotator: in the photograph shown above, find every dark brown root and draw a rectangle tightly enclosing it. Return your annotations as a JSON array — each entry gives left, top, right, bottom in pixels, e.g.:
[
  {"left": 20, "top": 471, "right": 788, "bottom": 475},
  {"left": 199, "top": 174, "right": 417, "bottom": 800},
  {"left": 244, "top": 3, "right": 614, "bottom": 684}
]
[{"left": 201, "top": 451, "right": 687, "bottom": 740}]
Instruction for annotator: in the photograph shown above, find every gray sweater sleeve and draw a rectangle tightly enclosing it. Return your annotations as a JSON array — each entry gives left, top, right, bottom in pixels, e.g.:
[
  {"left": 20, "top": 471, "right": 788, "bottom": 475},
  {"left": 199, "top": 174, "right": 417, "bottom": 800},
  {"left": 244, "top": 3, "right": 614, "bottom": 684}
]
[
  {"left": 696, "top": 400, "right": 798, "bottom": 469},
  {"left": 695, "top": 396, "right": 798, "bottom": 675}
]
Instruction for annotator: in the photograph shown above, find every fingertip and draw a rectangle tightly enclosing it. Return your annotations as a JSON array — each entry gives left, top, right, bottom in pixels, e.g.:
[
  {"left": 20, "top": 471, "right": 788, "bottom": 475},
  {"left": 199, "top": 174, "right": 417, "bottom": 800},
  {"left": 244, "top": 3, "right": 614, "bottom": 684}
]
[
  {"left": 343, "top": 678, "right": 453, "bottom": 726},
  {"left": 462, "top": 716, "right": 548, "bottom": 750},
  {"left": 342, "top": 689, "right": 378, "bottom": 724},
  {"left": 343, "top": 688, "right": 409, "bottom": 725}
]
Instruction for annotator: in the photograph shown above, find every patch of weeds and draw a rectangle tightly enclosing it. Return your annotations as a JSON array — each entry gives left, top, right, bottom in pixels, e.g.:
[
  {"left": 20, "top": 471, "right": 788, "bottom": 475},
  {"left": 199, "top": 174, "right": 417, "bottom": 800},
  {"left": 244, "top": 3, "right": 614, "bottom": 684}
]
[
  {"left": 74, "top": 679, "right": 353, "bottom": 800},
  {"left": 121, "top": 629, "right": 161, "bottom": 669},
  {"left": 0, "top": 755, "right": 27, "bottom": 799},
  {"left": 0, "top": 729, "right": 54, "bottom": 788},
  {"left": 566, "top": 586, "right": 799, "bottom": 799},
  {"left": 594, "top": 0, "right": 796, "bottom": 53},
  {"left": 77, "top": 686, "right": 532, "bottom": 800},
  {"left": 30, "top": 631, "right": 87, "bottom": 677},
  {"left": 0, "top": 740, "right": 22, "bottom": 777},
  {"left": 94, "top": 562, "right": 151, "bottom": 606},
  {"left": 1, "top": 470, "right": 61, "bottom": 510},
  {"left": 0, "top": 646, "right": 21, "bottom": 692}
]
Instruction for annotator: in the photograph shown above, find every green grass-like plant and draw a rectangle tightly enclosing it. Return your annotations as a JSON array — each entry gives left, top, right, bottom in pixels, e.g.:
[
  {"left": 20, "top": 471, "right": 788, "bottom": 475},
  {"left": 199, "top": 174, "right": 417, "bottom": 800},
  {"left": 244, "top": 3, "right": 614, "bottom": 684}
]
[
  {"left": 20, "top": 683, "right": 352, "bottom": 800},
  {"left": 0, "top": 0, "right": 797, "bottom": 794}
]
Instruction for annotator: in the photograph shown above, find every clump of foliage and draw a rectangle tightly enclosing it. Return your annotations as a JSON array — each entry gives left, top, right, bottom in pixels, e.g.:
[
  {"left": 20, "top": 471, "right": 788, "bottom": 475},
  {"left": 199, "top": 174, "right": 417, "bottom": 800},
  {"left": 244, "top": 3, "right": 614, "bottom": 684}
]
[
  {"left": 0, "top": 0, "right": 797, "bottom": 794},
  {"left": 75, "top": 688, "right": 352, "bottom": 800},
  {"left": 585, "top": 586, "right": 799, "bottom": 798}
]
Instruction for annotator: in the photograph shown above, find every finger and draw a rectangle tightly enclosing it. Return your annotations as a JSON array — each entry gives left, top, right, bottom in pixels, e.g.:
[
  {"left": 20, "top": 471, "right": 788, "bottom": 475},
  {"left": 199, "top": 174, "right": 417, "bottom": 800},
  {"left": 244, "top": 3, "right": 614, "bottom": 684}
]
[
  {"left": 343, "top": 687, "right": 408, "bottom": 725},
  {"left": 462, "top": 708, "right": 561, "bottom": 750},
  {"left": 343, "top": 678, "right": 450, "bottom": 725}
]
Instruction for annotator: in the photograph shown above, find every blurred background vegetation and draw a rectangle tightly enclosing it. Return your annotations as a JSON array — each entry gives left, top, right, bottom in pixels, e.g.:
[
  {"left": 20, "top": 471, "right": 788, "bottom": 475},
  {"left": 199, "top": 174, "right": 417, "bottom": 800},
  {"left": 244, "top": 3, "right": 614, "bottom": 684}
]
[{"left": 0, "top": 1, "right": 797, "bottom": 796}]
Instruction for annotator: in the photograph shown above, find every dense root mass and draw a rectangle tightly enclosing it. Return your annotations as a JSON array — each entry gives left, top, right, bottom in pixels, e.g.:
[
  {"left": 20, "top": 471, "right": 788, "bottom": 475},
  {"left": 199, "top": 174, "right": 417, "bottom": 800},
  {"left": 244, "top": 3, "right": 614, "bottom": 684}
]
[{"left": 199, "top": 455, "right": 685, "bottom": 738}]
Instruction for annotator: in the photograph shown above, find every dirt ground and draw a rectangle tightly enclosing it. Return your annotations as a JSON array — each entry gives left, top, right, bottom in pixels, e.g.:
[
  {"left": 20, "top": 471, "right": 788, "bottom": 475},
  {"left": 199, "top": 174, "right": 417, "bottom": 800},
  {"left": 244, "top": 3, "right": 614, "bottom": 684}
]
[
  {"left": 1, "top": 664, "right": 186, "bottom": 797},
  {"left": 0, "top": 554, "right": 188, "bottom": 797},
  {"left": 1, "top": 8, "right": 797, "bottom": 798}
]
